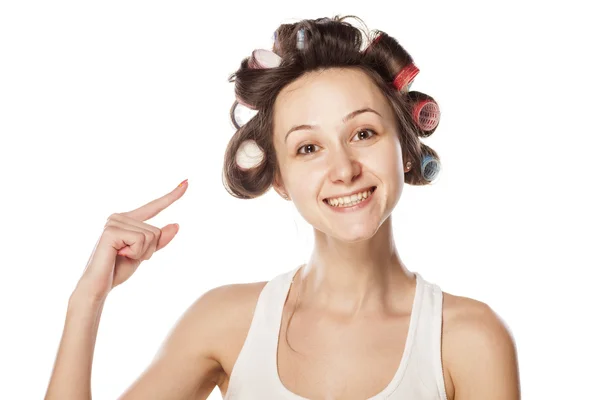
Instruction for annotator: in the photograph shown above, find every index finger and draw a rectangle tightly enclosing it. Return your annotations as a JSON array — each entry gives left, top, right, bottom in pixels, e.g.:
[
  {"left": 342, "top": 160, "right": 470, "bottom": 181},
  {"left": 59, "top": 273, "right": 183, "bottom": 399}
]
[{"left": 123, "top": 179, "right": 188, "bottom": 221}]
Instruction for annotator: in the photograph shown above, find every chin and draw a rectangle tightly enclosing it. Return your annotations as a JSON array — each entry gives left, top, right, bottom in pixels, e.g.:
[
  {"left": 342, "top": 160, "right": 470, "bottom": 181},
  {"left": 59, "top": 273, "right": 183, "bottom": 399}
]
[
  {"left": 338, "top": 232, "right": 378, "bottom": 243},
  {"left": 324, "top": 220, "right": 382, "bottom": 243}
]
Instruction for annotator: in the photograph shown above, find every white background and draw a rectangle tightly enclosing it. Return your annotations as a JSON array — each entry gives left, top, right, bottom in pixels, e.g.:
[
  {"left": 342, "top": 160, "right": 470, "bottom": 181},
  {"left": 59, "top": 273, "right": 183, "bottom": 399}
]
[{"left": 1, "top": 1, "right": 598, "bottom": 399}]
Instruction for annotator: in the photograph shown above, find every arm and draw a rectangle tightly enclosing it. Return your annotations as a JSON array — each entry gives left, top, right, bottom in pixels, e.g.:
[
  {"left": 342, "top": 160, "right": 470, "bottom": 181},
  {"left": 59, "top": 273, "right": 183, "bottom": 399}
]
[
  {"left": 45, "top": 288, "right": 105, "bottom": 400},
  {"left": 45, "top": 283, "right": 236, "bottom": 400},
  {"left": 446, "top": 300, "right": 521, "bottom": 400}
]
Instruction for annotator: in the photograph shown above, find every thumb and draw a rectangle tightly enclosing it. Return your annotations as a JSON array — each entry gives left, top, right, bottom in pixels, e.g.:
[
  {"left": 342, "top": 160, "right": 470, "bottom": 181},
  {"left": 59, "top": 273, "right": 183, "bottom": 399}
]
[{"left": 156, "top": 223, "right": 180, "bottom": 251}]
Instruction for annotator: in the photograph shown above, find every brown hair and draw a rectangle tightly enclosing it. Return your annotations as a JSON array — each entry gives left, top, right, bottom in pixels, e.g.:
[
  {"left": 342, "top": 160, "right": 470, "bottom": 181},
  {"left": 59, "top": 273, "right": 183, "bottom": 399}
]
[
  {"left": 222, "top": 15, "right": 443, "bottom": 354},
  {"left": 222, "top": 15, "right": 442, "bottom": 200}
]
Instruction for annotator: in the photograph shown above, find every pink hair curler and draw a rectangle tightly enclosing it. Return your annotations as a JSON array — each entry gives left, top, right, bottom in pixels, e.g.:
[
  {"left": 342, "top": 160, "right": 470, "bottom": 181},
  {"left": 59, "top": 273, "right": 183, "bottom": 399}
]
[{"left": 248, "top": 49, "right": 282, "bottom": 69}]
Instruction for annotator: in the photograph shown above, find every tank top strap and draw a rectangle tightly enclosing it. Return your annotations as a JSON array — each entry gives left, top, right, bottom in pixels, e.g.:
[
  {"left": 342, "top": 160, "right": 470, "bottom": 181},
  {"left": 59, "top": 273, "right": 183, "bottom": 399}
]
[
  {"left": 225, "top": 265, "right": 300, "bottom": 398},
  {"left": 398, "top": 273, "right": 448, "bottom": 400},
  {"left": 430, "top": 280, "right": 448, "bottom": 399}
]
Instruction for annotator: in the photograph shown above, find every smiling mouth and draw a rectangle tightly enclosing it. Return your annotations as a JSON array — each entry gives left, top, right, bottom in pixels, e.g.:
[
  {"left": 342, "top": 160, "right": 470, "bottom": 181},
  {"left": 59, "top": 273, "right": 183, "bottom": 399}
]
[{"left": 323, "top": 186, "right": 377, "bottom": 207}]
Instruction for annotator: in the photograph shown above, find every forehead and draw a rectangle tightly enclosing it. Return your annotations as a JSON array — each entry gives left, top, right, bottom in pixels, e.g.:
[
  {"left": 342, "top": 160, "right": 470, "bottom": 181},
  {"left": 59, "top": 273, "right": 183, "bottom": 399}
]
[{"left": 273, "top": 68, "right": 392, "bottom": 135}]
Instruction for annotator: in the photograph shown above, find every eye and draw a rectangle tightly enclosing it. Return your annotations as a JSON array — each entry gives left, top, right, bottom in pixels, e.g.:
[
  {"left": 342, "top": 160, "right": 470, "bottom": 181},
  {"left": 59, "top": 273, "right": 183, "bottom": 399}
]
[
  {"left": 297, "top": 143, "right": 321, "bottom": 155},
  {"left": 296, "top": 129, "right": 377, "bottom": 156},
  {"left": 352, "top": 128, "right": 377, "bottom": 141}
]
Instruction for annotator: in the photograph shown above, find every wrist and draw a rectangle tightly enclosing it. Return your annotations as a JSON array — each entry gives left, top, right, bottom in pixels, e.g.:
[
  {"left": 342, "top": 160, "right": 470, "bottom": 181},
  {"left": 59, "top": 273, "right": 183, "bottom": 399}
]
[{"left": 69, "top": 281, "right": 108, "bottom": 310}]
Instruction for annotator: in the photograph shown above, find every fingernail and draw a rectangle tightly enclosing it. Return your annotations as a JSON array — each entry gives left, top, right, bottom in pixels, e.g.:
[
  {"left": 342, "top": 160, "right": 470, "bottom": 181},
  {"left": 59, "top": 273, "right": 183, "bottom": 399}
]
[{"left": 178, "top": 179, "right": 188, "bottom": 188}]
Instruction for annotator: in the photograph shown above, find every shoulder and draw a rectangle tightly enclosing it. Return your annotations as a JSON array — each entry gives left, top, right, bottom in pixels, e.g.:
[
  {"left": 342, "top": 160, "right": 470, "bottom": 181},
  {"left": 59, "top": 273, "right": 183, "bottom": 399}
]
[
  {"left": 190, "top": 280, "right": 268, "bottom": 323},
  {"left": 118, "top": 280, "right": 268, "bottom": 399},
  {"left": 441, "top": 291, "right": 521, "bottom": 400},
  {"left": 183, "top": 280, "right": 269, "bottom": 383},
  {"left": 187, "top": 280, "right": 269, "bottom": 358}
]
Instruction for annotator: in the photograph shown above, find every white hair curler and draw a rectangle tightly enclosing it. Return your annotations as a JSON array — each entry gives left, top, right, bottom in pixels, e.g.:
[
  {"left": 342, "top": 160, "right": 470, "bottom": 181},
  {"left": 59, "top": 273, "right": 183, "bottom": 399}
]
[
  {"left": 231, "top": 100, "right": 258, "bottom": 129},
  {"left": 235, "top": 139, "right": 265, "bottom": 170}
]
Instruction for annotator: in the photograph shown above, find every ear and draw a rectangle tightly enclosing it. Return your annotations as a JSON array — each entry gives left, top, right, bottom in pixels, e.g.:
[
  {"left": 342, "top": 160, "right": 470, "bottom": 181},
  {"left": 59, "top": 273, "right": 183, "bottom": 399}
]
[{"left": 272, "top": 169, "right": 290, "bottom": 200}]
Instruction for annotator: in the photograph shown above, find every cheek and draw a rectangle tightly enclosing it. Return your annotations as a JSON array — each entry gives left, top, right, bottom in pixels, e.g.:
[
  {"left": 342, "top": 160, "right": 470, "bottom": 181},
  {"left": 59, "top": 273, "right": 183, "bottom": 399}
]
[
  {"left": 286, "top": 165, "right": 323, "bottom": 200},
  {"left": 369, "top": 137, "right": 404, "bottom": 179}
]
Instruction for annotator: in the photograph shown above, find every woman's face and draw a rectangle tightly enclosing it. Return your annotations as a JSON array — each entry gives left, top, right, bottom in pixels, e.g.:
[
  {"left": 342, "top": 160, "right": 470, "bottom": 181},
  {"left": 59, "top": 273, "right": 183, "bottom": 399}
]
[{"left": 272, "top": 67, "right": 406, "bottom": 242}]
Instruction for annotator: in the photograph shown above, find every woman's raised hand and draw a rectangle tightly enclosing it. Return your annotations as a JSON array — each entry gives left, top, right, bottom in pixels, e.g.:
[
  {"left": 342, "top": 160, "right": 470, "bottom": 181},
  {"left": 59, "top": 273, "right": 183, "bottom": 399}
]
[{"left": 75, "top": 179, "right": 189, "bottom": 302}]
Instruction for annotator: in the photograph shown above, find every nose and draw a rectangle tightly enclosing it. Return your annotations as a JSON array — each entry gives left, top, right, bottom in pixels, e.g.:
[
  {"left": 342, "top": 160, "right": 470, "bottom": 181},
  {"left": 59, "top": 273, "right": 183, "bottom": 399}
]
[{"left": 327, "top": 146, "right": 362, "bottom": 184}]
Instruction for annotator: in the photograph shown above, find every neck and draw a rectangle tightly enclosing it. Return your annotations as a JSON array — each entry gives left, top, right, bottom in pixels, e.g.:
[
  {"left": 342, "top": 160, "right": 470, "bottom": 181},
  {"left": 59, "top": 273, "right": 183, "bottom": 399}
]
[{"left": 298, "top": 215, "right": 414, "bottom": 316}]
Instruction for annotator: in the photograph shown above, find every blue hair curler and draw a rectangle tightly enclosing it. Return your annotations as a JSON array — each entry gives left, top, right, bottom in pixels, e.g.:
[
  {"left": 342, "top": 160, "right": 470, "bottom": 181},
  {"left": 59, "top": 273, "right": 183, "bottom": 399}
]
[
  {"left": 296, "top": 28, "right": 305, "bottom": 50},
  {"left": 421, "top": 154, "right": 441, "bottom": 182}
]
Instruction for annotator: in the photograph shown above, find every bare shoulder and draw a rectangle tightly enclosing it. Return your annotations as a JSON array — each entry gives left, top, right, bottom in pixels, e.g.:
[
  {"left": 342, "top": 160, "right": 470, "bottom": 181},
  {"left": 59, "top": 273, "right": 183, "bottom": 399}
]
[
  {"left": 194, "top": 280, "right": 269, "bottom": 384},
  {"left": 441, "top": 291, "right": 521, "bottom": 400},
  {"left": 191, "top": 279, "right": 268, "bottom": 356},
  {"left": 191, "top": 280, "right": 268, "bottom": 328},
  {"left": 117, "top": 279, "right": 267, "bottom": 400}
]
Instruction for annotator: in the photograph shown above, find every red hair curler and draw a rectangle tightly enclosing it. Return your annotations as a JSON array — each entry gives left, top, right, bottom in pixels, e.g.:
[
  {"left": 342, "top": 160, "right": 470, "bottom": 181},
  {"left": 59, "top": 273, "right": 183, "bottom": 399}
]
[
  {"left": 406, "top": 91, "right": 440, "bottom": 136},
  {"left": 362, "top": 31, "right": 383, "bottom": 54},
  {"left": 392, "top": 62, "right": 420, "bottom": 92}
]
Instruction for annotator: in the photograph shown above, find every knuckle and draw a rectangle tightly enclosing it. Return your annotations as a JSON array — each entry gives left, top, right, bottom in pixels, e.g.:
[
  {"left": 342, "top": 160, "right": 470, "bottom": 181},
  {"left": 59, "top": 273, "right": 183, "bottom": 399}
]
[
  {"left": 103, "top": 225, "right": 116, "bottom": 235},
  {"left": 141, "top": 233, "right": 151, "bottom": 248},
  {"left": 140, "top": 223, "right": 160, "bottom": 240},
  {"left": 107, "top": 213, "right": 121, "bottom": 223},
  {"left": 147, "top": 230, "right": 156, "bottom": 242},
  {"left": 135, "top": 231, "right": 146, "bottom": 243},
  {"left": 141, "top": 222, "right": 160, "bottom": 236}
]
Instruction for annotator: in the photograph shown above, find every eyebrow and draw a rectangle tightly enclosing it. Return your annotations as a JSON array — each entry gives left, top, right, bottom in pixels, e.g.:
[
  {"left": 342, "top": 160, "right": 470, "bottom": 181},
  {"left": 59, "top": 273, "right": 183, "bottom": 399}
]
[{"left": 284, "top": 107, "right": 382, "bottom": 143}]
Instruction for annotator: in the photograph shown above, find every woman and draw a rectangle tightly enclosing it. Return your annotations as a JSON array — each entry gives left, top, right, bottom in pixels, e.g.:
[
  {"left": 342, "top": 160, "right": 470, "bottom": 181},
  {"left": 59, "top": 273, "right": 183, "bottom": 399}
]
[{"left": 45, "top": 15, "right": 520, "bottom": 400}]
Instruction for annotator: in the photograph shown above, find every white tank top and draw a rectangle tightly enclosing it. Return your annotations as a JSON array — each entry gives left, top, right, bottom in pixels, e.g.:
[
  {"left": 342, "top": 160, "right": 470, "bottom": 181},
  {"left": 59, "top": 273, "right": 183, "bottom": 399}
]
[{"left": 224, "top": 265, "right": 448, "bottom": 400}]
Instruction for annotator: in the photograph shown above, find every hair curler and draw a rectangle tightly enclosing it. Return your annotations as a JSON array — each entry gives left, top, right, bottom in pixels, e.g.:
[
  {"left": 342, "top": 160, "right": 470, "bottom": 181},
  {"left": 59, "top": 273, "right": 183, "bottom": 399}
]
[
  {"left": 392, "top": 62, "right": 420, "bottom": 93},
  {"left": 421, "top": 154, "right": 441, "bottom": 182},
  {"left": 362, "top": 31, "right": 383, "bottom": 54},
  {"left": 231, "top": 49, "right": 282, "bottom": 128},
  {"left": 231, "top": 100, "right": 258, "bottom": 130},
  {"left": 235, "top": 139, "right": 265, "bottom": 170},
  {"left": 296, "top": 27, "right": 306, "bottom": 50},
  {"left": 406, "top": 91, "right": 440, "bottom": 137},
  {"left": 248, "top": 49, "right": 282, "bottom": 69}
]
